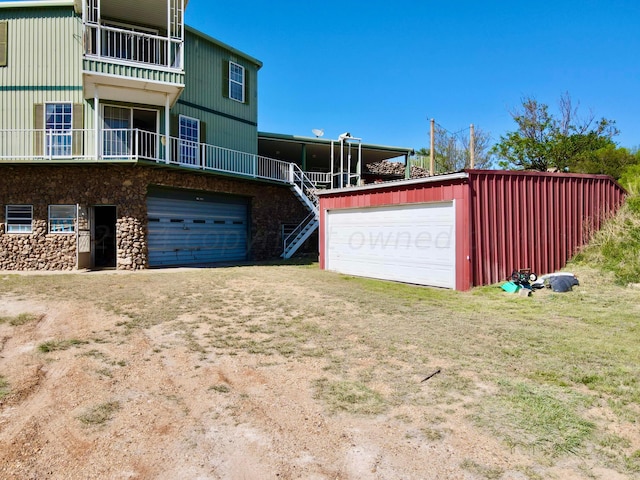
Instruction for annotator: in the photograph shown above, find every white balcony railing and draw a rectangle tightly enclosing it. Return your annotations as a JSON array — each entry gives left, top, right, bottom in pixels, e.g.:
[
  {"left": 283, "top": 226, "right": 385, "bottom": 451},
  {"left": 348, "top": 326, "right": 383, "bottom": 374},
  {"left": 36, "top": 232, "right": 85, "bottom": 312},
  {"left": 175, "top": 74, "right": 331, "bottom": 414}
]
[
  {"left": 85, "top": 24, "right": 183, "bottom": 70},
  {"left": 0, "top": 129, "right": 329, "bottom": 186},
  {"left": 0, "top": 129, "right": 96, "bottom": 160},
  {"left": 303, "top": 171, "right": 332, "bottom": 187}
]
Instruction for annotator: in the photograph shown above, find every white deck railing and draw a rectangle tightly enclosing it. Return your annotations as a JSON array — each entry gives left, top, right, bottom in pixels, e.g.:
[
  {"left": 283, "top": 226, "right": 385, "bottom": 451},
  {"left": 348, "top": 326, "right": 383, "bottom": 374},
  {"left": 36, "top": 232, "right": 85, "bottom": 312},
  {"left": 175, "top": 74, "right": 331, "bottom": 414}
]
[
  {"left": 0, "top": 128, "right": 328, "bottom": 186},
  {"left": 85, "top": 24, "right": 183, "bottom": 70},
  {"left": 0, "top": 129, "right": 96, "bottom": 161}
]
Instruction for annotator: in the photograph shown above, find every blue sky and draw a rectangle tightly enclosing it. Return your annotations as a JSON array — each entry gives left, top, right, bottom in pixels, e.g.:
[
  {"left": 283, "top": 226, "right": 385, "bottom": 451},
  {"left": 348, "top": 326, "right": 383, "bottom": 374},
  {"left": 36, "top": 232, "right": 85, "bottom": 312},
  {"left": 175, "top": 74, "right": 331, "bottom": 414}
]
[{"left": 185, "top": 0, "right": 639, "bottom": 152}]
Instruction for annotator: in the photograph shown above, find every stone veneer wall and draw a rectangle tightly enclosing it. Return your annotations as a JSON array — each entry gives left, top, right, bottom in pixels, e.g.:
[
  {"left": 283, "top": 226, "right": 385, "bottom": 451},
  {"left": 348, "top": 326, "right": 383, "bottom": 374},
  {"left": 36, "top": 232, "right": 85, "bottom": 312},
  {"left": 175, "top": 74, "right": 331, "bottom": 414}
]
[{"left": 0, "top": 164, "right": 308, "bottom": 271}]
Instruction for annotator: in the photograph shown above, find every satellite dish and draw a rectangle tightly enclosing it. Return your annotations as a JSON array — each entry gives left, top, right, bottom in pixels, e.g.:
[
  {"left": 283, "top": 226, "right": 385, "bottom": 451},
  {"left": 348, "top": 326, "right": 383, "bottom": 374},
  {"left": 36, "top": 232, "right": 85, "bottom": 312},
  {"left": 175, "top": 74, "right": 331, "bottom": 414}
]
[{"left": 312, "top": 129, "right": 324, "bottom": 138}]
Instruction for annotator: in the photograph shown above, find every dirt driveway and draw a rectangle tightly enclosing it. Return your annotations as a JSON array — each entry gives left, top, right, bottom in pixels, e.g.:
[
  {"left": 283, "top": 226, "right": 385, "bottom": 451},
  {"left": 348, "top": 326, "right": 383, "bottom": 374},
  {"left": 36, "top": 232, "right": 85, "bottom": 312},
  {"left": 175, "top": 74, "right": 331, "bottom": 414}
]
[{"left": 0, "top": 265, "right": 638, "bottom": 479}]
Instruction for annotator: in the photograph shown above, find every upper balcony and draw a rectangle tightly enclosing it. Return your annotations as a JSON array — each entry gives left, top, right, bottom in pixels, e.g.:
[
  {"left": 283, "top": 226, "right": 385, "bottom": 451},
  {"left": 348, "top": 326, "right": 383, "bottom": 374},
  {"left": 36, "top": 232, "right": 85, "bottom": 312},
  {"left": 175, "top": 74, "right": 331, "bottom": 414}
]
[{"left": 77, "top": 0, "right": 187, "bottom": 106}]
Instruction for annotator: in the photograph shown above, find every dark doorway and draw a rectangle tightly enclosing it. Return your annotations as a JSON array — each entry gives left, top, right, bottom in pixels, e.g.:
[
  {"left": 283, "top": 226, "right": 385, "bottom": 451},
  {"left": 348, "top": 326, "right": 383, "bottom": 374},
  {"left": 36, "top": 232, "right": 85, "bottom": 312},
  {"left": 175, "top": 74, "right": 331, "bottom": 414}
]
[
  {"left": 94, "top": 206, "right": 117, "bottom": 268},
  {"left": 133, "top": 109, "right": 158, "bottom": 160}
]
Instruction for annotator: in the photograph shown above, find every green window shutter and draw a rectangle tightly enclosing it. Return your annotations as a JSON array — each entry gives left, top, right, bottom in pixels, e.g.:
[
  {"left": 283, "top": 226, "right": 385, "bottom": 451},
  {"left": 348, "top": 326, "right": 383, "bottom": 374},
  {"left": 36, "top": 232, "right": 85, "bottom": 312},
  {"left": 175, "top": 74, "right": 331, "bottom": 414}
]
[
  {"left": 72, "top": 104, "right": 84, "bottom": 156},
  {"left": 33, "top": 104, "right": 44, "bottom": 156},
  {"left": 170, "top": 113, "right": 179, "bottom": 137},
  {"left": 222, "top": 59, "right": 229, "bottom": 98},
  {"left": 244, "top": 69, "right": 250, "bottom": 105},
  {"left": 199, "top": 121, "right": 207, "bottom": 144},
  {"left": 199, "top": 121, "right": 207, "bottom": 162},
  {"left": 170, "top": 114, "right": 179, "bottom": 161},
  {"left": 0, "top": 21, "right": 7, "bottom": 67}
]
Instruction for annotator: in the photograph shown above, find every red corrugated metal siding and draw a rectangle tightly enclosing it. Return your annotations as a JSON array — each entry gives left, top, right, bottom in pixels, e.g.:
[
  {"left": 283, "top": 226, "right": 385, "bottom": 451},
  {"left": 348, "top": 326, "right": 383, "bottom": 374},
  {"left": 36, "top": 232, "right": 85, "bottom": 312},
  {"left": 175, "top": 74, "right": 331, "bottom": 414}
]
[
  {"left": 469, "top": 170, "right": 626, "bottom": 286},
  {"left": 319, "top": 176, "right": 473, "bottom": 290}
]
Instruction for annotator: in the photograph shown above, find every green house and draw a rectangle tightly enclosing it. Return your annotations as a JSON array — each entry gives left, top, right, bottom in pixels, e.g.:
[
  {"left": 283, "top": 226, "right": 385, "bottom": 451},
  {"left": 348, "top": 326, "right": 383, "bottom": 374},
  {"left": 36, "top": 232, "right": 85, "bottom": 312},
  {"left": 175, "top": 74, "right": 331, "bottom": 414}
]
[
  {"left": 0, "top": 0, "right": 326, "bottom": 270},
  {"left": 0, "top": 0, "right": 412, "bottom": 271}
]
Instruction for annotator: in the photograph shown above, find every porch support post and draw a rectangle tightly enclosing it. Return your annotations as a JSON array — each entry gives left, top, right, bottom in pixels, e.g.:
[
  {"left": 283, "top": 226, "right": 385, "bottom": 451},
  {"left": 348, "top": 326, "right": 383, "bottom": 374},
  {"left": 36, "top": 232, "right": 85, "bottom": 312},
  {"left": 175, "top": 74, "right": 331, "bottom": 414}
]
[
  {"left": 301, "top": 144, "right": 307, "bottom": 171},
  {"left": 94, "top": 88, "right": 100, "bottom": 160},
  {"left": 330, "top": 140, "right": 334, "bottom": 189},
  {"left": 96, "top": 0, "right": 101, "bottom": 55},
  {"left": 167, "top": 0, "right": 170, "bottom": 68},
  {"left": 404, "top": 153, "right": 410, "bottom": 179},
  {"left": 357, "top": 142, "right": 362, "bottom": 185},
  {"left": 180, "top": 0, "right": 185, "bottom": 68},
  {"left": 165, "top": 94, "right": 171, "bottom": 164},
  {"left": 340, "top": 138, "right": 344, "bottom": 188}
]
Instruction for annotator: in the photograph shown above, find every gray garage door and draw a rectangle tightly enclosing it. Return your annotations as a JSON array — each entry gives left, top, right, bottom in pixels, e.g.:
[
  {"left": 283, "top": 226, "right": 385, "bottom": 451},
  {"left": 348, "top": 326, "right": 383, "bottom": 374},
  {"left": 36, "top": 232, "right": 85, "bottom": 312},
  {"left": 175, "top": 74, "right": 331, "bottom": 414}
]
[{"left": 147, "top": 191, "right": 249, "bottom": 267}]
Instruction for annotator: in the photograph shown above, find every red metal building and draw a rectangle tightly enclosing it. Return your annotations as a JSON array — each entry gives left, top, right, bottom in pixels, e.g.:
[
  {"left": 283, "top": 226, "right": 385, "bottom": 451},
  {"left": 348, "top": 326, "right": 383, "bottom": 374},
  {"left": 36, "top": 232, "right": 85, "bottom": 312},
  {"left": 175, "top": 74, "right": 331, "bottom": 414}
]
[{"left": 318, "top": 170, "right": 626, "bottom": 290}]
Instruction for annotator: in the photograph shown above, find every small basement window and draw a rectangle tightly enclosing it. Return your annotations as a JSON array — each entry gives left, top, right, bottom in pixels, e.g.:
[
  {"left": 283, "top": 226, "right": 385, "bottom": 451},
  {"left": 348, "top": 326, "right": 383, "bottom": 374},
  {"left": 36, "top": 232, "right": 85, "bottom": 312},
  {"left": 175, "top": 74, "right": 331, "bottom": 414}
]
[
  {"left": 48, "top": 205, "right": 76, "bottom": 233},
  {"left": 6, "top": 205, "right": 33, "bottom": 233}
]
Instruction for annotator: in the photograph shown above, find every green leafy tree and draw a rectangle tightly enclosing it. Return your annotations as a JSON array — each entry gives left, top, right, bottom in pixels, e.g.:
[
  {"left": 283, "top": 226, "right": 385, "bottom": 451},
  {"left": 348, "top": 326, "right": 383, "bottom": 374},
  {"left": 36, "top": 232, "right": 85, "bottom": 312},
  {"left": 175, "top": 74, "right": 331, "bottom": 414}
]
[
  {"left": 492, "top": 93, "right": 620, "bottom": 172},
  {"left": 568, "top": 144, "right": 639, "bottom": 179}
]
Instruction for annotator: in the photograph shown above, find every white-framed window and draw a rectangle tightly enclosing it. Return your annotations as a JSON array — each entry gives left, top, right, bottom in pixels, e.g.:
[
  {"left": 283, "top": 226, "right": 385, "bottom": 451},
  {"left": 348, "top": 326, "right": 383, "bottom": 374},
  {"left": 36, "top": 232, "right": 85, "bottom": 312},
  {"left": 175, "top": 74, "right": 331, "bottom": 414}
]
[
  {"left": 179, "top": 115, "right": 200, "bottom": 165},
  {"left": 45, "top": 102, "right": 73, "bottom": 157},
  {"left": 48, "top": 205, "right": 76, "bottom": 234},
  {"left": 229, "top": 62, "right": 245, "bottom": 103},
  {"left": 5, "top": 205, "right": 33, "bottom": 234}
]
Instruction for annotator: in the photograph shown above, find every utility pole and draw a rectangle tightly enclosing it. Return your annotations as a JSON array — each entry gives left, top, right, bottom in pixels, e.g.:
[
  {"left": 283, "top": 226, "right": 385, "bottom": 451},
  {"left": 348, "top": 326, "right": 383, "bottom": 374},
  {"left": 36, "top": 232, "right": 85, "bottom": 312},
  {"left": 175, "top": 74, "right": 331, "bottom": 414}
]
[
  {"left": 430, "top": 118, "right": 435, "bottom": 176},
  {"left": 469, "top": 124, "right": 475, "bottom": 169}
]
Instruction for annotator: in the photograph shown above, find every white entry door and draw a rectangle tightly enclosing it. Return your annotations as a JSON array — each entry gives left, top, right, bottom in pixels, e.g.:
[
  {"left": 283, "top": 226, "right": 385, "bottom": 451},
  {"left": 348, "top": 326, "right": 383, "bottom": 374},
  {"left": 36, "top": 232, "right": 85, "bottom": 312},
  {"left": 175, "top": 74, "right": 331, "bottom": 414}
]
[{"left": 325, "top": 202, "right": 456, "bottom": 289}]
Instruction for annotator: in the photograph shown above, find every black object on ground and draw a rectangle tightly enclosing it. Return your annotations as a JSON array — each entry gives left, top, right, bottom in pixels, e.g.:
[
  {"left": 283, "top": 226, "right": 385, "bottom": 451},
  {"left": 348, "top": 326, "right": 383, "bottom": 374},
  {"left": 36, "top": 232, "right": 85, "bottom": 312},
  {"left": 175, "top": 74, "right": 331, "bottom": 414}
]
[
  {"left": 421, "top": 369, "right": 442, "bottom": 383},
  {"left": 546, "top": 274, "right": 580, "bottom": 292}
]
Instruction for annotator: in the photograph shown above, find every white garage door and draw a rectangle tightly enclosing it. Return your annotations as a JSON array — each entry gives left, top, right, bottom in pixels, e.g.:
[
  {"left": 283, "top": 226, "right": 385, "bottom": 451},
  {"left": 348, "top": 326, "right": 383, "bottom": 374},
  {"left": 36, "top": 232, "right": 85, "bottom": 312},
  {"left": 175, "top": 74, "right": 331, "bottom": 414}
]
[{"left": 325, "top": 202, "right": 456, "bottom": 288}]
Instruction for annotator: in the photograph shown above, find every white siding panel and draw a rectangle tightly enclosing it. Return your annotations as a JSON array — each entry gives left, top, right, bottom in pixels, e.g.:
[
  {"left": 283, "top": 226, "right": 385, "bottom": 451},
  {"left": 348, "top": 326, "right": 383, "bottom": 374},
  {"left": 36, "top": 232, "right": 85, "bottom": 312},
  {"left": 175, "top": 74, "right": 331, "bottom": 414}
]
[{"left": 326, "top": 202, "right": 456, "bottom": 289}]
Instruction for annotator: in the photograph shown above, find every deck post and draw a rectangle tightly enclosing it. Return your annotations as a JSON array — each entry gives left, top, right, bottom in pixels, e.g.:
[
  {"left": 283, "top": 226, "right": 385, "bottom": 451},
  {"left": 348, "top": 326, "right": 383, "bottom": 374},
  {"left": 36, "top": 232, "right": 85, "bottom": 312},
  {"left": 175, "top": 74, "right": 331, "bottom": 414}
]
[
  {"left": 94, "top": 89, "right": 100, "bottom": 160},
  {"left": 165, "top": 94, "right": 171, "bottom": 164}
]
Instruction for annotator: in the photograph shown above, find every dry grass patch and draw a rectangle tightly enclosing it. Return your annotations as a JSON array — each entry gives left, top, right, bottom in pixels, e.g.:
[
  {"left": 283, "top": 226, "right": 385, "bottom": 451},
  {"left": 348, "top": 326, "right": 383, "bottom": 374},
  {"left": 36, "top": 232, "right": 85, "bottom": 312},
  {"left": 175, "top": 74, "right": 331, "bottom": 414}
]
[
  {"left": 0, "top": 263, "right": 638, "bottom": 476},
  {"left": 38, "top": 339, "right": 89, "bottom": 353},
  {"left": 0, "top": 376, "right": 8, "bottom": 400},
  {"left": 78, "top": 401, "right": 121, "bottom": 425},
  {"left": 0, "top": 312, "right": 43, "bottom": 326}
]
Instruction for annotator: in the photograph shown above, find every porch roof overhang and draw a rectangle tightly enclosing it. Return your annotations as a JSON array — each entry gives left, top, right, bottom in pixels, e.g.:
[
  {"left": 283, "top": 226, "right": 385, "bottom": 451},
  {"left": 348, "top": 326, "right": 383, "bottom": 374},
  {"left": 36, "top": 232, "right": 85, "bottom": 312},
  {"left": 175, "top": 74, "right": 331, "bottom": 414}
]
[
  {"left": 83, "top": 71, "right": 185, "bottom": 106},
  {"left": 73, "top": 0, "right": 190, "bottom": 30},
  {"left": 258, "top": 132, "right": 414, "bottom": 172}
]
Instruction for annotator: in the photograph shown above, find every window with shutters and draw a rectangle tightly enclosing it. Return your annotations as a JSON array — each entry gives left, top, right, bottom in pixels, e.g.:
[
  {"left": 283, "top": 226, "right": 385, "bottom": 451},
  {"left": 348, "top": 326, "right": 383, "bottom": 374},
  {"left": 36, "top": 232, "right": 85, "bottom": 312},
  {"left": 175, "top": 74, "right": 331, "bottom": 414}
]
[
  {"left": 229, "top": 62, "right": 245, "bottom": 103},
  {"left": 6, "top": 205, "right": 33, "bottom": 234},
  {"left": 48, "top": 205, "right": 76, "bottom": 234},
  {"left": 45, "top": 103, "right": 73, "bottom": 157},
  {"left": 0, "top": 21, "right": 7, "bottom": 68}
]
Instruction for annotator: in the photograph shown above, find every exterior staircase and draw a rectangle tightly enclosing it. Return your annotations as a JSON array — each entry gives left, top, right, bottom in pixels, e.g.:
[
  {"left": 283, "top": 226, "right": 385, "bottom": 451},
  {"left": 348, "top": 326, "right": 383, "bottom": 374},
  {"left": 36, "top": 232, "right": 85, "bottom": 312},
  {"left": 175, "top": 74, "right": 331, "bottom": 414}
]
[{"left": 282, "top": 165, "right": 320, "bottom": 258}]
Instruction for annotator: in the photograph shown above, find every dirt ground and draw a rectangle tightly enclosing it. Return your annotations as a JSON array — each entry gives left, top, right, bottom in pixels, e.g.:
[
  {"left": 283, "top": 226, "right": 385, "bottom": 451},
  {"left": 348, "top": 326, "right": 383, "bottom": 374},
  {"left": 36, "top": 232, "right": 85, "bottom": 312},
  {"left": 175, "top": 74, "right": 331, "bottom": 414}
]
[{"left": 0, "top": 268, "right": 635, "bottom": 479}]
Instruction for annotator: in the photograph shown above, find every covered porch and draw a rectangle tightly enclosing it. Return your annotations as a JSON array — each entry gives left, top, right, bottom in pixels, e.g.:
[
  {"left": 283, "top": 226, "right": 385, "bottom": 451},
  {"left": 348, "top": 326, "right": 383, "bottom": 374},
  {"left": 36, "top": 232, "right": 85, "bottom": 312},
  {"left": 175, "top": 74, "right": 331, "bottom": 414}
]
[{"left": 258, "top": 132, "right": 415, "bottom": 187}]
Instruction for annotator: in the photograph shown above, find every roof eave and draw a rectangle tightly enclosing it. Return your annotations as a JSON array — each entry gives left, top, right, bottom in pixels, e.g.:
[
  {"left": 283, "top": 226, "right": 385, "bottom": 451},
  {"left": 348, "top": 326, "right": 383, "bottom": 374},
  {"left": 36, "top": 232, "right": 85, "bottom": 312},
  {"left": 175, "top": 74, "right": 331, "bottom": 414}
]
[
  {"left": 316, "top": 172, "right": 469, "bottom": 196},
  {"left": 185, "top": 25, "right": 262, "bottom": 69},
  {"left": 258, "top": 131, "right": 414, "bottom": 156}
]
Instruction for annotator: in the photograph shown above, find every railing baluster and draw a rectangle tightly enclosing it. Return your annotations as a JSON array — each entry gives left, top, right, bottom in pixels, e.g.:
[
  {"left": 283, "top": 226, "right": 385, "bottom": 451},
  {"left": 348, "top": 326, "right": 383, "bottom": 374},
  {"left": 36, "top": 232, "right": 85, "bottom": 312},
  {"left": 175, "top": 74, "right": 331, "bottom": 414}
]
[{"left": 84, "top": 24, "right": 183, "bottom": 69}]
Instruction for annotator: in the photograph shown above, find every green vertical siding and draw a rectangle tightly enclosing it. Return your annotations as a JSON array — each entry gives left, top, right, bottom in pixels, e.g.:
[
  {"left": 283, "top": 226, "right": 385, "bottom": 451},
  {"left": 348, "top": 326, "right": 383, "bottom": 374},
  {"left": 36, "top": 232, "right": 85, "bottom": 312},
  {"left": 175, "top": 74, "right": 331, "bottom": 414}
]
[
  {"left": 1, "top": 6, "right": 262, "bottom": 158},
  {"left": 177, "top": 29, "right": 260, "bottom": 154},
  {"left": 0, "top": 7, "right": 88, "bottom": 131}
]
